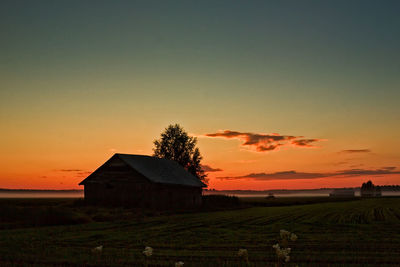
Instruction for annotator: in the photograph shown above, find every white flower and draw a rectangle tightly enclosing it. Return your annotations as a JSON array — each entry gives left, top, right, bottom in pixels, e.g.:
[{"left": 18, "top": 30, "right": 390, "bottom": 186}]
[
  {"left": 274, "top": 230, "right": 295, "bottom": 262},
  {"left": 275, "top": 247, "right": 291, "bottom": 258},
  {"left": 143, "top": 246, "right": 153, "bottom": 257},
  {"left": 237, "top": 248, "right": 248, "bottom": 257},
  {"left": 290, "top": 233, "right": 298, "bottom": 241},
  {"left": 92, "top": 245, "right": 103, "bottom": 253},
  {"left": 175, "top": 261, "right": 184, "bottom": 267},
  {"left": 280, "top": 229, "right": 291, "bottom": 239},
  {"left": 282, "top": 248, "right": 291, "bottom": 257}
]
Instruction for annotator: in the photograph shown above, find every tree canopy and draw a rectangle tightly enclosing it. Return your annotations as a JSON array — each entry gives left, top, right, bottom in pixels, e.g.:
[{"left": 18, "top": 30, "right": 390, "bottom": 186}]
[
  {"left": 153, "top": 124, "right": 208, "bottom": 185},
  {"left": 361, "top": 180, "right": 374, "bottom": 190}
]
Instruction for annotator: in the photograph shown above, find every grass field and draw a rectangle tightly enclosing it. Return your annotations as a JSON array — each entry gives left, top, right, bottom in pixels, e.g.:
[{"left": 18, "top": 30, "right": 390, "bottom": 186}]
[{"left": 0, "top": 197, "right": 399, "bottom": 266}]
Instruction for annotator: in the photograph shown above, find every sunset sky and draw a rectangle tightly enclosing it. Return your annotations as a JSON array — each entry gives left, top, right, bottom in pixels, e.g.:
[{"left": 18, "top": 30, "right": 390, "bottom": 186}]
[{"left": 1, "top": 1, "right": 399, "bottom": 190}]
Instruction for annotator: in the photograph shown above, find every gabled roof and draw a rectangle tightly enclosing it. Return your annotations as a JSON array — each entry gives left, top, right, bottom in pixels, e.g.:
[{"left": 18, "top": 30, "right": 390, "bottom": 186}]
[{"left": 79, "top": 153, "right": 206, "bottom": 188}]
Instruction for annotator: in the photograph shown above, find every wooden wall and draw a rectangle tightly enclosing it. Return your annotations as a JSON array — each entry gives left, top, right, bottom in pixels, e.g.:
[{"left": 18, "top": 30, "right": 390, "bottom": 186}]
[{"left": 83, "top": 157, "right": 202, "bottom": 209}]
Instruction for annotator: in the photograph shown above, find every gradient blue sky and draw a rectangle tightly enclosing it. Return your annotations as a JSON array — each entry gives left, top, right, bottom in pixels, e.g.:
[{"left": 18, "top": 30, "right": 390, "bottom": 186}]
[{"left": 1, "top": 1, "right": 399, "bottom": 189}]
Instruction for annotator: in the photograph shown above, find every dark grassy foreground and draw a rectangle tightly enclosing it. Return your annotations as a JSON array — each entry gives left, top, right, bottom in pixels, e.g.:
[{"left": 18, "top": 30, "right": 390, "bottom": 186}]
[{"left": 0, "top": 197, "right": 399, "bottom": 266}]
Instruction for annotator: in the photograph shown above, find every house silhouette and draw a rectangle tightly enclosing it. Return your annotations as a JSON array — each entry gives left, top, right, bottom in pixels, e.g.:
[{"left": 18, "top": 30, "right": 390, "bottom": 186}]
[{"left": 79, "top": 154, "right": 206, "bottom": 208}]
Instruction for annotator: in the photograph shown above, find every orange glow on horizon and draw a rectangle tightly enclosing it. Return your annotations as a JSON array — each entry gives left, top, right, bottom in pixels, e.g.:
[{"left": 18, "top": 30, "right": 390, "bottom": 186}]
[
  {"left": 0, "top": 128, "right": 399, "bottom": 190},
  {"left": 207, "top": 174, "right": 400, "bottom": 191},
  {"left": 1, "top": 165, "right": 399, "bottom": 191}
]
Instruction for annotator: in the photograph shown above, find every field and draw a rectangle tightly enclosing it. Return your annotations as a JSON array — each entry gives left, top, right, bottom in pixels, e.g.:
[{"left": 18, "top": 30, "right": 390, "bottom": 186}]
[{"left": 0, "top": 197, "right": 400, "bottom": 266}]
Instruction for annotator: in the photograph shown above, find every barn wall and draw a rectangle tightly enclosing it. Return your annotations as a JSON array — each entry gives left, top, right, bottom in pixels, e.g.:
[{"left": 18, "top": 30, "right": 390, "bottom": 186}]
[
  {"left": 83, "top": 157, "right": 203, "bottom": 209},
  {"left": 84, "top": 182, "right": 202, "bottom": 209},
  {"left": 83, "top": 157, "right": 152, "bottom": 206}
]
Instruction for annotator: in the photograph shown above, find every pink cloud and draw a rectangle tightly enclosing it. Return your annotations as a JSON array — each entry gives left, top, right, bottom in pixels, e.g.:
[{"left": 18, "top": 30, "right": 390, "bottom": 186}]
[{"left": 205, "top": 130, "right": 324, "bottom": 152}]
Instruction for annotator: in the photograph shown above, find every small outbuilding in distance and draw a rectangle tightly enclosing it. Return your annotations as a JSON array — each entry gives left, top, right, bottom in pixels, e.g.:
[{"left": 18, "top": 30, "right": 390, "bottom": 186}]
[{"left": 79, "top": 154, "right": 206, "bottom": 209}]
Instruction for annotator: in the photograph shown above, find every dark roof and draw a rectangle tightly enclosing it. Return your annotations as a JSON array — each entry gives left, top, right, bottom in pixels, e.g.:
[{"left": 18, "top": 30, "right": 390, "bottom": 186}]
[{"left": 79, "top": 153, "right": 206, "bottom": 188}]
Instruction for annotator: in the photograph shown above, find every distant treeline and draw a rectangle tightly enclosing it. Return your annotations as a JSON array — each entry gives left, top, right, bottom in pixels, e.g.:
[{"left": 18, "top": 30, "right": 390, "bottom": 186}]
[
  {"left": 205, "top": 189, "right": 331, "bottom": 195},
  {"left": 378, "top": 185, "right": 400, "bottom": 191},
  {"left": 0, "top": 189, "right": 83, "bottom": 192},
  {"left": 1, "top": 185, "right": 399, "bottom": 193},
  {"left": 323, "top": 185, "right": 400, "bottom": 191},
  {"left": 205, "top": 185, "right": 400, "bottom": 194}
]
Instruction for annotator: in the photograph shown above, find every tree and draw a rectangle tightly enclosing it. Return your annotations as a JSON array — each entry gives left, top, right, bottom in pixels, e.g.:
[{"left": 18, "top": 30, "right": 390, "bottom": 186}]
[
  {"left": 361, "top": 180, "right": 374, "bottom": 190},
  {"left": 153, "top": 124, "right": 208, "bottom": 185}
]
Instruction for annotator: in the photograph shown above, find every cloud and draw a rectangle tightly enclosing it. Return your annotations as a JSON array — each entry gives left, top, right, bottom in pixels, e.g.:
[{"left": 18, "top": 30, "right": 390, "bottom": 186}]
[
  {"left": 337, "top": 168, "right": 400, "bottom": 176},
  {"left": 382, "top": 166, "right": 396, "bottom": 171},
  {"left": 339, "top": 149, "right": 371, "bottom": 153},
  {"left": 222, "top": 171, "right": 327, "bottom": 180},
  {"left": 204, "top": 130, "right": 323, "bottom": 152},
  {"left": 349, "top": 164, "right": 364, "bottom": 168},
  {"left": 218, "top": 167, "right": 400, "bottom": 181},
  {"left": 291, "top": 139, "right": 320, "bottom": 147},
  {"left": 77, "top": 171, "right": 92, "bottom": 177},
  {"left": 54, "top": 169, "right": 91, "bottom": 177},
  {"left": 56, "top": 169, "right": 84, "bottom": 172},
  {"left": 334, "top": 161, "right": 348, "bottom": 165},
  {"left": 201, "top": 165, "right": 223, "bottom": 172}
]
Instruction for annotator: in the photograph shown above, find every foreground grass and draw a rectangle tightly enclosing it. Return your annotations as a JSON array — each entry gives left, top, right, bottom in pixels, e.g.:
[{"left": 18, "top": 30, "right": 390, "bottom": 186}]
[{"left": 0, "top": 197, "right": 399, "bottom": 266}]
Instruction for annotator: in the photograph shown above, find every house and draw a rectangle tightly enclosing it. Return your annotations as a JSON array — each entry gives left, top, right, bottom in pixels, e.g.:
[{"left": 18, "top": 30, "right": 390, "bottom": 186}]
[
  {"left": 79, "top": 154, "right": 206, "bottom": 209},
  {"left": 329, "top": 188, "right": 355, "bottom": 197}
]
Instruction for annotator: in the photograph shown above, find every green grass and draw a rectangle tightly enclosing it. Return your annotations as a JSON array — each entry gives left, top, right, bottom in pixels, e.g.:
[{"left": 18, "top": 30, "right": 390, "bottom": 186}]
[{"left": 0, "top": 197, "right": 399, "bottom": 266}]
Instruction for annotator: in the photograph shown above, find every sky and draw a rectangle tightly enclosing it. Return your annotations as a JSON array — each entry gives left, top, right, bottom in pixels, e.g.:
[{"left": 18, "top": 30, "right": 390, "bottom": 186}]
[{"left": 1, "top": 0, "right": 399, "bottom": 190}]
